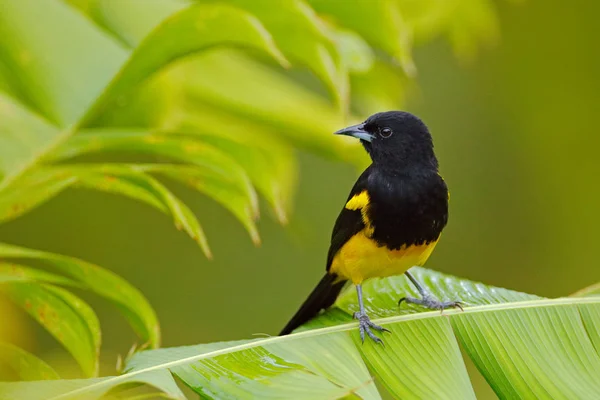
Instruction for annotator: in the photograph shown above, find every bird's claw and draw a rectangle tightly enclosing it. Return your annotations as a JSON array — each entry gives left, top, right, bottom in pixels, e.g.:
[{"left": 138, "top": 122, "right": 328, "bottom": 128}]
[
  {"left": 399, "top": 295, "right": 463, "bottom": 314},
  {"left": 353, "top": 311, "right": 389, "bottom": 344}
]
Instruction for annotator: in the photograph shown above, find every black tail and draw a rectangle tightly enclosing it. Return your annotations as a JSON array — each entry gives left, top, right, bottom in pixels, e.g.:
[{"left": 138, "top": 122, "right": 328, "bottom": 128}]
[{"left": 280, "top": 273, "right": 346, "bottom": 335}]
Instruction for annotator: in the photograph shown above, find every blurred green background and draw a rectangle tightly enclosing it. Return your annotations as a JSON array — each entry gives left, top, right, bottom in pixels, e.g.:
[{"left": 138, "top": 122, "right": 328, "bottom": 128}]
[{"left": 1, "top": 0, "right": 599, "bottom": 397}]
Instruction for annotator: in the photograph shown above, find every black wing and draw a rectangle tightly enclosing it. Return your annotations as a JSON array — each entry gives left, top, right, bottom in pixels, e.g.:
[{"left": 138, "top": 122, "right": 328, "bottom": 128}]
[{"left": 326, "top": 167, "right": 371, "bottom": 272}]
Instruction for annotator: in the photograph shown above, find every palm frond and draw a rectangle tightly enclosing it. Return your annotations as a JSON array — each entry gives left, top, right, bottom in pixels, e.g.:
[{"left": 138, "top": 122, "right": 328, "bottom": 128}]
[{"left": 1, "top": 268, "right": 597, "bottom": 399}]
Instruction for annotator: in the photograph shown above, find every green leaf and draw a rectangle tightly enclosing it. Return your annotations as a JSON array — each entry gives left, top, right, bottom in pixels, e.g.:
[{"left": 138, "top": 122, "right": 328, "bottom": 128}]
[
  {"left": 51, "top": 130, "right": 257, "bottom": 218},
  {"left": 443, "top": 0, "right": 500, "bottom": 60},
  {"left": 124, "top": 335, "right": 379, "bottom": 400},
  {"left": 328, "top": 27, "right": 375, "bottom": 74},
  {"left": 0, "top": 342, "right": 60, "bottom": 381},
  {"left": 350, "top": 60, "right": 407, "bottom": 117},
  {"left": 0, "top": 263, "right": 78, "bottom": 286},
  {"left": 205, "top": 0, "right": 348, "bottom": 109},
  {"left": 0, "top": 168, "right": 77, "bottom": 224},
  {"left": 0, "top": 243, "right": 160, "bottom": 349},
  {"left": 169, "top": 51, "right": 364, "bottom": 166},
  {"left": 0, "top": 370, "right": 185, "bottom": 400},
  {"left": 0, "top": 163, "right": 238, "bottom": 252},
  {"left": 452, "top": 307, "right": 600, "bottom": 399},
  {"left": 334, "top": 267, "right": 541, "bottom": 319},
  {"left": 50, "top": 129, "right": 260, "bottom": 242},
  {"left": 0, "top": 282, "right": 100, "bottom": 377},
  {"left": 5, "top": 269, "right": 597, "bottom": 399},
  {"left": 351, "top": 319, "right": 475, "bottom": 399},
  {"left": 82, "top": 2, "right": 290, "bottom": 125},
  {"left": 69, "top": 0, "right": 189, "bottom": 48},
  {"left": 0, "top": 94, "right": 69, "bottom": 192},
  {"left": 139, "top": 164, "right": 260, "bottom": 244},
  {"left": 0, "top": 0, "right": 128, "bottom": 126},
  {"left": 572, "top": 282, "right": 600, "bottom": 297},
  {"left": 74, "top": 0, "right": 348, "bottom": 110},
  {"left": 397, "top": 0, "right": 500, "bottom": 59},
  {"left": 396, "top": 0, "right": 457, "bottom": 43},
  {"left": 176, "top": 110, "right": 297, "bottom": 224},
  {"left": 308, "top": 0, "right": 415, "bottom": 75}
]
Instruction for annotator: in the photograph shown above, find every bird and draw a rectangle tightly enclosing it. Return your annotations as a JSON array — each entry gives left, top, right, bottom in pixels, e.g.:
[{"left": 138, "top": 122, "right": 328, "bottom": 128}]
[{"left": 279, "top": 111, "right": 462, "bottom": 343}]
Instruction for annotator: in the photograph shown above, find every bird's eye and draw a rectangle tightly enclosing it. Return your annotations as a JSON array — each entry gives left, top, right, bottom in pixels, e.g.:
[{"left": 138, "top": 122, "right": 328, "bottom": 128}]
[{"left": 380, "top": 127, "right": 393, "bottom": 138}]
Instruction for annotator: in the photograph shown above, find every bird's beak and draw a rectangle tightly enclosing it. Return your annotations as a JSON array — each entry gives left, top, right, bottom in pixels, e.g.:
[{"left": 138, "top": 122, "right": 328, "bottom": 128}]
[{"left": 334, "top": 123, "right": 374, "bottom": 142}]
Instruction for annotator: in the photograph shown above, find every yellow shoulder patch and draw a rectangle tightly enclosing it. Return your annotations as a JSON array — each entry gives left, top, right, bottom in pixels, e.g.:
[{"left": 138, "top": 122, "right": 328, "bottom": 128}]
[
  {"left": 345, "top": 190, "right": 374, "bottom": 236},
  {"left": 345, "top": 190, "right": 370, "bottom": 211}
]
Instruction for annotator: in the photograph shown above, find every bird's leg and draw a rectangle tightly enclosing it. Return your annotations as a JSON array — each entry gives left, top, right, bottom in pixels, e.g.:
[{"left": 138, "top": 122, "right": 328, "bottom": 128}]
[
  {"left": 398, "top": 271, "right": 463, "bottom": 313},
  {"left": 353, "top": 284, "right": 389, "bottom": 344}
]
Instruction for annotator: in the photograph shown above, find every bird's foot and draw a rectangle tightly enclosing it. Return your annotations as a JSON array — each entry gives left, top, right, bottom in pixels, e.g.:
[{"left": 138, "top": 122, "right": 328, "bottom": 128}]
[
  {"left": 353, "top": 311, "right": 389, "bottom": 344},
  {"left": 398, "top": 294, "right": 463, "bottom": 314}
]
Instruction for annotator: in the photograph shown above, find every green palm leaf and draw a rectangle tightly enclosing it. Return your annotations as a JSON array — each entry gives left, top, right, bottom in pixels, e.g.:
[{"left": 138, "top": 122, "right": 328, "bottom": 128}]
[
  {"left": 0, "top": 343, "right": 60, "bottom": 382},
  {"left": 0, "top": 243, "right": 160, "bottom": 350},
  {"left": 2, "top": 268, "right": 597, "bottom": 399}
]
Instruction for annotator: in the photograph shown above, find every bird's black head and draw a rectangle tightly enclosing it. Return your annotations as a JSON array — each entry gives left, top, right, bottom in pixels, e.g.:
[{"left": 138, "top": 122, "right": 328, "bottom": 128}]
[{"left": 335, "top": 111, "right": 438, "bottom": 173}]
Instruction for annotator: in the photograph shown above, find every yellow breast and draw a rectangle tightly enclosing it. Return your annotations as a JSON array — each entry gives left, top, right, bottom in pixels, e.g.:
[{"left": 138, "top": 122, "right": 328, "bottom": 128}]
[{"left": 330, "top": 231, "right": 438, "bottom": 284}]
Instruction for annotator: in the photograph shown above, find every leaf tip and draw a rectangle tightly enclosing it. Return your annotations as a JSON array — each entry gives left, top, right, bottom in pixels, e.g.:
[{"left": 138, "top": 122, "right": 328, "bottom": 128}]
[
  {"left": 274, "top": 50, "right": 292, "bottom": 69},
  {"left": 250, "top": 230, "right": 261, "bottom": 247},
  {"left": 194, "top": 236, "right": 213, "bottom": 260},
  {"left": 275, "top": 205, "right": 288, "bottom": 225}
]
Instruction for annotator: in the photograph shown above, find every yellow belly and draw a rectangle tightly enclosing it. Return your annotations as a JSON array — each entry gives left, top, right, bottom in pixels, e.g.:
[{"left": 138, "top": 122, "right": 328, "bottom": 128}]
[{"left": 330, "top": 231, "right": 438, "bottom": 284}]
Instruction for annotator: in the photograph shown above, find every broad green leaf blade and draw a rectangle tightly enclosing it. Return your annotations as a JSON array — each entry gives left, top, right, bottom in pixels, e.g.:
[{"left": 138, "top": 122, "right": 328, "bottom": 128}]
[
  {"left": 352, "top": 319, "right": 475, "bottom": 400},
  {"left": 0, "top": 243, "right": 160, "bottom": 348},
  {"left": 326, "top": 269, "right": 599, "bottom": 399},
  {"left": 308, "top": 0, "right": 415, "bottom": 75},
  {"left": 0, "top": 0, "right": 127, "bottom": 125},
  {"left": 0, "top": 94, "right": 68, "bottom": 192},
  {"left": 0, "top": 342, "right": 60, "bottom": 381},
  {"left": 452, "top": 304, "right": 600, "bottom": 399},
  {"left": 264, "top": 333, "right": 380, "bottom": 399},
  {"left": 126, "top": 335, "right": 379, "bottom": 400},
  {"left": 0, "top": 282, "right": 99, "bottom": 377},
  {"left": 0, "top": 370, "right": 185, "bottom": 400},
  {"left": 334, "top": 267, "right": 541, "bottom": 319},
  {"left": 82, "top": 2, "right": 289, "bottom": 125},
  {"left": 579, "top": 305, "right": 600, "bottom": 355}
]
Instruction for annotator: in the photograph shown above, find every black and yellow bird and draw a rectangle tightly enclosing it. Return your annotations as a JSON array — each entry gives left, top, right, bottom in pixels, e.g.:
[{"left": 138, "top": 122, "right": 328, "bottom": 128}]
[{"left": 280, "top": 111, "right": 461, "bottom": 343}]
